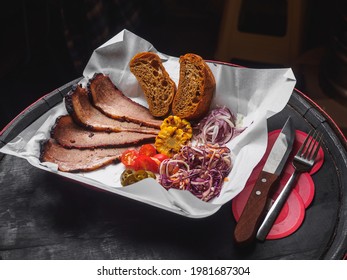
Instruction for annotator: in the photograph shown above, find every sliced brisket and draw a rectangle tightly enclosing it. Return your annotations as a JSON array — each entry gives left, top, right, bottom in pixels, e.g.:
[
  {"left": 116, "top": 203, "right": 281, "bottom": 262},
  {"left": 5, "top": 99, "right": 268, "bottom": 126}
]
[
  {"left": 88, "top": 73, "right": 162, "bottom": 129},
  {"left": 51, "top": 115, "right": 156, "bottom": 149},
  {"left": 65, "top": 85, "right": 160, "bottom": 134},
  {"left": 40, "top": 139, "right": 133, "bottom": 172}
]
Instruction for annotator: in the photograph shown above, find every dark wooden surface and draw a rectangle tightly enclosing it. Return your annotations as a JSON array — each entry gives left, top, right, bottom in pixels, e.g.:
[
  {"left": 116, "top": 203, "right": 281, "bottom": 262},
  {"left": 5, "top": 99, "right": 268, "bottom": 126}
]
[{"left": 0, "top": 82, "right": 346, "bottom": 259}]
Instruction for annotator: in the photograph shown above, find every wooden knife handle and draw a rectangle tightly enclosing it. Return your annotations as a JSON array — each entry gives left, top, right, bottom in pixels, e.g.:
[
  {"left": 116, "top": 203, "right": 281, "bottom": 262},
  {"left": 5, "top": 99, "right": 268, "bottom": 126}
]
[{"left": 234, "top": 171, "right": 278, "bottom": 246}]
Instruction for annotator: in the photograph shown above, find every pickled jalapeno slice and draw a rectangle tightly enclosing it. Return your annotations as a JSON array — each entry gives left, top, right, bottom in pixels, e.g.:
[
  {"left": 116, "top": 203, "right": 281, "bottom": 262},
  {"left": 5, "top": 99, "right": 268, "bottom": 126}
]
[{"left": 120, "top": 169, "right": 156, "bottom": 186}]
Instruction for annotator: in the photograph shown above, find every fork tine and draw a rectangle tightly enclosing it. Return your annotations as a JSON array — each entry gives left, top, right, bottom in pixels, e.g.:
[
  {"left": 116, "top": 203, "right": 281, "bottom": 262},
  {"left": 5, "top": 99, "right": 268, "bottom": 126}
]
[
  {"left": 306, "top": 130, "right": 319, "bottom": 159},
  {"left": 310, "top": 132, "right": 322, "bottom": 162},
  {"left": 298, "top": 130, "right": 313, "bottom": 156}
]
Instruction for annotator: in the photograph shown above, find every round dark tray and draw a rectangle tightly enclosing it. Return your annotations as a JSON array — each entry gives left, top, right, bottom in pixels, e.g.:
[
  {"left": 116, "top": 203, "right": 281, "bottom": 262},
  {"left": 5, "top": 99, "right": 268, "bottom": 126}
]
[{"left": 0, "top": 77, "right": 346, "bottom": 260}]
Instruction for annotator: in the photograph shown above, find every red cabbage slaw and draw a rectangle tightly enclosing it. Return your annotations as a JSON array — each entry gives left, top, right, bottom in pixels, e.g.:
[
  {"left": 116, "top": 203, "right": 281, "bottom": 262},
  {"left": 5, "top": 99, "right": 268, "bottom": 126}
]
[
  {"left": 159, "top": 144, "right": 233, "bottom": 201},
  {"left": 195, "top": 106, "right": 245, "bottom": 145}
]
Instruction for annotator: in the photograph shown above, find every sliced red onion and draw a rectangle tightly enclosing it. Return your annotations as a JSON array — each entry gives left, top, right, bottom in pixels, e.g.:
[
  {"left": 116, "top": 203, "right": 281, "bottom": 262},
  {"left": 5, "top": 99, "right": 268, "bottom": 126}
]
[{"left": 196, "top": 106, "right": 245, "bottom": 145}]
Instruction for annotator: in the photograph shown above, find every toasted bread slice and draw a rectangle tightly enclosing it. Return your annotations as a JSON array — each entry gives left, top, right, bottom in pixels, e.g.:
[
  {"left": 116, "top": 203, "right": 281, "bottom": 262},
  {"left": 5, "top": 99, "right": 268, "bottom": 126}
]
[
  {"left": 129, "top": 52, "right": 176, "bottom": 117},
  {"left": 172, "top": 53, "right": 216, "bottom": 120}
]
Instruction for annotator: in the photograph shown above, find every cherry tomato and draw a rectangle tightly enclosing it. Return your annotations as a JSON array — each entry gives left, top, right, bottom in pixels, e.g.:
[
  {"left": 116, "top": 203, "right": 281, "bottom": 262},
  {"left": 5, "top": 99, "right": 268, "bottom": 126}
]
[
  {"left": 120, "top": 149, "right": 138, "bottom": 169},
  {"left": 151, "top": 154, "right": 169, "bottom": 172},
  {"left": 150, "top": 157, "right": 161, "bottom": 167},
  {"left": 152, "top": 153, "right": 169, "bottom": 162},
  {"left": 139, "top": 144, "right": 157, "bottom": 157},
  {"left": 133, "top": 155, "right": 159, "bottom": 173}
]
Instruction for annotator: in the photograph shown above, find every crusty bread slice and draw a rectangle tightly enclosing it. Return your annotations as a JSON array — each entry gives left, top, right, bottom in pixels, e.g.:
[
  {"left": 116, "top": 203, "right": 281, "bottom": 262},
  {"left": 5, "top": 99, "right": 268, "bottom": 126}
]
[
  {"left": 129, "top": 52, "right": 176, "bottom": 118},
  {"left": 172, "top": 53, "right": 216, "bottom": 120}
]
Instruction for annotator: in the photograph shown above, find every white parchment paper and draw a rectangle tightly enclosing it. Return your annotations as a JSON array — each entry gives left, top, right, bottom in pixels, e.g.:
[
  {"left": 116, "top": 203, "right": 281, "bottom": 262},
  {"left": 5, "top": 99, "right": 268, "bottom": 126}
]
[{"left": 0, "top": 30, "right": 296, "bottom": 218}]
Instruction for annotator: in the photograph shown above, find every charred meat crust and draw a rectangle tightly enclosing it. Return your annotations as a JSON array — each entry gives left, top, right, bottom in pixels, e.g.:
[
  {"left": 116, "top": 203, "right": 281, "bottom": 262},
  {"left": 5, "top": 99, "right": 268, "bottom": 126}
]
[
  {"left": 64, "top": 86, "right": 75, "bottom": 117},
  {"left": 49, "top": 114, "right": 63, "bottom": 139},
  {"left": 64, "top": 85, "right": 95, "bottom": 131}
]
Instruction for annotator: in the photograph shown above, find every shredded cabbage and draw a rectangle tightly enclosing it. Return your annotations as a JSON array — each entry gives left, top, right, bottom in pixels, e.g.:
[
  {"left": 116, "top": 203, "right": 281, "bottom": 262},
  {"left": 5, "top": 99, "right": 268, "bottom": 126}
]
[{"left": 159, "top": 144, "right": 232, "bottom": 201}]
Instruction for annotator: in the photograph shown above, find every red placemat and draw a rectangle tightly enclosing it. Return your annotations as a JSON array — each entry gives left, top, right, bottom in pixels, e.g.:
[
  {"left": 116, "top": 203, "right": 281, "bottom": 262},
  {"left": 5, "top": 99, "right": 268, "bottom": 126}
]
[{"left": 232, "top": 130, "right": 324, "bottom": 240}]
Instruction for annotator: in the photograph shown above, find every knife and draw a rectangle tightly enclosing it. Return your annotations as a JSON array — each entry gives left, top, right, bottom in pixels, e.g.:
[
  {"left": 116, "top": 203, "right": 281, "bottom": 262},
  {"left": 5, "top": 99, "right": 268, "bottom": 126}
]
[{"left": 234, "top": 117, "right": 295, "bottom": 246}]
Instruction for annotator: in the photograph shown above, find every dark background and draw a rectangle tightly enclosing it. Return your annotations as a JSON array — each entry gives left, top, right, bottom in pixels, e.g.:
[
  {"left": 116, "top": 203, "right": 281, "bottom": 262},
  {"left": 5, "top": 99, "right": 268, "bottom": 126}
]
[
  {"left": 0, "top": 0, "right": 346, "bottom": 261},
  {"left": 0, "top": 0, "right": 342, "bottom": 131}
]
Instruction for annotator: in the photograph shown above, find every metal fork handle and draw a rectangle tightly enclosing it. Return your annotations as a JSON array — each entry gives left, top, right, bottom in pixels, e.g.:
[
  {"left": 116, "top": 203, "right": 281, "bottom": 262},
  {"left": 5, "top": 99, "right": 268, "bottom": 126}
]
[{"left": 256, "top": 169, "right": 300, "bottom": 241}]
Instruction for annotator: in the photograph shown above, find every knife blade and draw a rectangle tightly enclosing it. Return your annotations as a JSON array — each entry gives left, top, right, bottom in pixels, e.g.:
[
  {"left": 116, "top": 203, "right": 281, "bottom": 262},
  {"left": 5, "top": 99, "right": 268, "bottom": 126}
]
[{"left": 234, "top": 117, "right": 295, "bottom": 246}]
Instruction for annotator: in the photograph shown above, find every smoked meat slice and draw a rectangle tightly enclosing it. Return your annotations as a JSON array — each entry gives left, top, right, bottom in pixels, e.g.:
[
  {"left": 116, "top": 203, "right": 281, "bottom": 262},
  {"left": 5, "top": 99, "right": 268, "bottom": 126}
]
[
  {"left": 40, "top": 139, "right": 132, "bottom": 172},
  {"left": 88, "top": 73, "right": 162, "bottom": 129},
  {"left": 65, "top": 85, "right": 159, "bottom": 134},
  {"left": 51, "top": 115, "right": 156, "bottom": 149}
]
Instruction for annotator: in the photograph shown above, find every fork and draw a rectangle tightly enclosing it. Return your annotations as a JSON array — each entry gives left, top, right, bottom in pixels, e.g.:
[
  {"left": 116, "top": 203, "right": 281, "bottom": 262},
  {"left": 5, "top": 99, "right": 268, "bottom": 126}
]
[{"left": 256, "top": 129, "right": 323, "bottom": 241}]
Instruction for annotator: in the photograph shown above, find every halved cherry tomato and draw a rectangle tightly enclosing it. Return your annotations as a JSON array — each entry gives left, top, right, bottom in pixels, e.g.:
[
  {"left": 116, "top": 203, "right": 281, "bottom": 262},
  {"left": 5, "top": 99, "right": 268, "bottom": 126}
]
[
  {"left": 151, "top": 153, "right": 169, "bottom": 172},
  {"left": 152, "top": 153, "right": 169, "bottom": 162},
  {"left": 139, "top": 144, "right": 157, "bottom": 157},
  {"left": 120, "top": 149, "right": 139, "bottom": 169},
  {"left": 150, "top": 157, "right": 161, "bottom": 167},
  {"left": 133, "top": 155, "right": 159, "bottom": 173}
]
